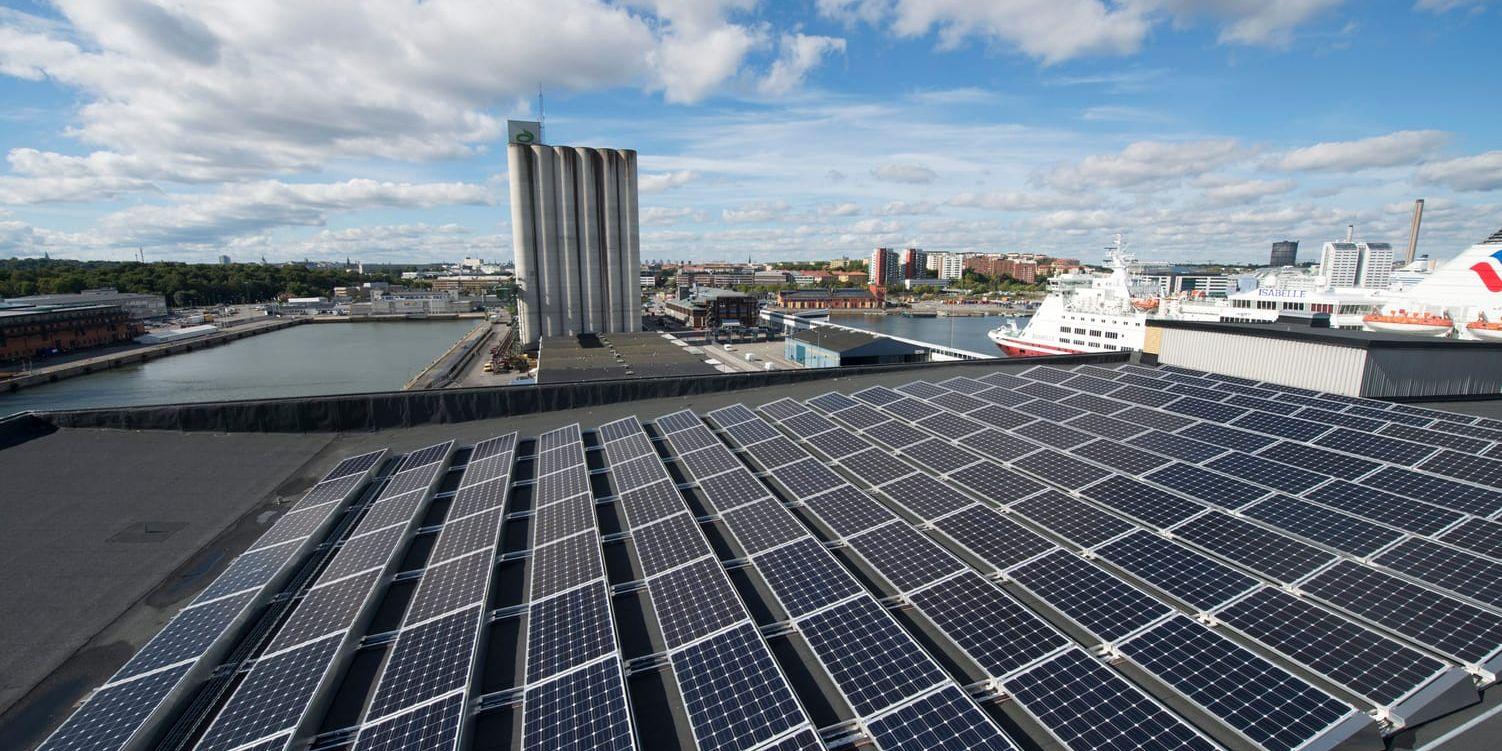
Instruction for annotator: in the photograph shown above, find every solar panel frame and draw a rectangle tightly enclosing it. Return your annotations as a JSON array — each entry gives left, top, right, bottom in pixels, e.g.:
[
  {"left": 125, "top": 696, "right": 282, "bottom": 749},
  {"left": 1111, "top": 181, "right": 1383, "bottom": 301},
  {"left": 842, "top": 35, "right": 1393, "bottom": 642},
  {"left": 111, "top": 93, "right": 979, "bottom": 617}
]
[
  {"left": 1171, "top": 511, "right": 1336, "bottom": 584},
  {"left": 670, "top": 624, "right": 809, "bottom": 751},
  {"left": 1373, "top": 537, "right": 1502, "bottom": 610},
  {"left": 865, "top": 686, "right": 1019, "bottom": 751},
  {"left": 845, "top": 520, "right": 967, "bottom": 593},
  {"left": 1007, "top": 549, "right": 1172, "bottom": 643},
  {"left": 795, "top": 596, "right": 949, "bottom": 716},
  {"left": 1010, "top": 490, "right": 1134, "bottom": 548},
  {"left": 751, "top": 537, "right": 865, "bottom": 619},
  {"left": 1241, "top": 494, "right": 1405, "bottom": 557},
  {"left": 1094, "top": 531, "right": 1256, "bottom": 611},
  {"left": 908, "top": 571, "right": 1070, "bottom": 678}
]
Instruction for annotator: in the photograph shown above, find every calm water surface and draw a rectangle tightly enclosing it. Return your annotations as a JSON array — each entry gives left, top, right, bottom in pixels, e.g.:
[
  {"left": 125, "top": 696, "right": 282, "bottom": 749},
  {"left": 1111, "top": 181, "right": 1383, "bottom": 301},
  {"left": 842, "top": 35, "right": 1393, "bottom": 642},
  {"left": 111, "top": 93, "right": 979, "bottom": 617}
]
[
  {"left": 2, "top": 319, "right": 479, "bottom": 414},
  {"left": 830, "top": 313, "right": 1022, "bottom": 355}
]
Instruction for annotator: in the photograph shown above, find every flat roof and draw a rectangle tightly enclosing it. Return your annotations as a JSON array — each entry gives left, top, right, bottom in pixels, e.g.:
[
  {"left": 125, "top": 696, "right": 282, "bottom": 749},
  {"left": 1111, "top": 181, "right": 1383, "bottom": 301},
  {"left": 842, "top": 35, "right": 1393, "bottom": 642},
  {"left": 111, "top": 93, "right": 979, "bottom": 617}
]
[
  {"left": 1149, "top": 318, "right": 1502, "bottom": 350},
  {"left": 788, "top": 327, "right": 922, "bottom": 355},
  {"left": 537, "top": 332, "right": 722, "bottom": 383}
]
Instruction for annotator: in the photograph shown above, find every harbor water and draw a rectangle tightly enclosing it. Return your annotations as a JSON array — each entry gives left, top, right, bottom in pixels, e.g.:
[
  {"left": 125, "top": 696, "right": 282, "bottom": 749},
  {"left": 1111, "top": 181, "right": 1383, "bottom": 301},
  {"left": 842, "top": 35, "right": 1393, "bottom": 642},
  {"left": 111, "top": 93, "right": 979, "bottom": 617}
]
[
  {"left": 830, "top": 313, "right": 1022, "bottom": 356},
  {"left": 1, "top": 319, "right": 478, "bottom": 415}
]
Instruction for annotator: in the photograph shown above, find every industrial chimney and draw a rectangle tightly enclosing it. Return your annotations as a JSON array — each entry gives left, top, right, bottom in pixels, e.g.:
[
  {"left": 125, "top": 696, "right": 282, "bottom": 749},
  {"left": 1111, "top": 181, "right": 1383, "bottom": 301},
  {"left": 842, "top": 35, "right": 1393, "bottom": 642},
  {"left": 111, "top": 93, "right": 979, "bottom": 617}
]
[{"left": 1405, "top": 199, "right": 1425, "bottom": 265}]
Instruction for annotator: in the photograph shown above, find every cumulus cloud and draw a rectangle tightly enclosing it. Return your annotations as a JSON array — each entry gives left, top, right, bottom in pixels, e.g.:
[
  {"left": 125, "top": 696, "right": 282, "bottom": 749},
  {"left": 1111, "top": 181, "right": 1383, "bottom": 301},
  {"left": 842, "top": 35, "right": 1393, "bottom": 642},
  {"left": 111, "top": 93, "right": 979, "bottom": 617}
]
[
  {"left": 759, "top": 34, "right": 846, "bottom": 95},
  {"left": 1274, "top": 130, "right": 1449, "bottom": 172},
  {"left": 722, "top": 200, "right": 791, "bottom": 223},
  {"left": 872, "top": 163, "right": 939, "bottom": 184},
  {"left": 816, "top": 202, "right": 863, "bottom": 218},
  {"left": 947, "top": 191, "right": 1088, "bottom": 211},
  {"left": 1416, "top": 151, "right": 1502, "bottom": 192},
  {"left": 641, "top": 206, "right": 708, "bottom": 225},
  {"left": 1198, "top": 177, "right": 1297, "bottom": 205},
  {"left": 1140, "top": 0, "right": 1345, "bottom": 45},
  {"left": 1041, "top": 139, "right": 1246, "bottom": 191},
  {"left": 639, "top": 170, "right": 699, "bottom": 193},
  {"left": 877, "top": 200, "right": 939, "bottom": 215},
  {"left": 1414, "top": 0, "right": 1488, "bottom": 12}
]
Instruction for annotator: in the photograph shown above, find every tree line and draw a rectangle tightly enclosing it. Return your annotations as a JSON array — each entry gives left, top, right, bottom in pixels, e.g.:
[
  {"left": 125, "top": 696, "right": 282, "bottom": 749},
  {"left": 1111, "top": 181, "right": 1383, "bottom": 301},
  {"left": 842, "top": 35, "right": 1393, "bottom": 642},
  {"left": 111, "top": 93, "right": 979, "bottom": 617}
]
[{"left": 0, "top": 258, "right": 412, "bottom": 308}]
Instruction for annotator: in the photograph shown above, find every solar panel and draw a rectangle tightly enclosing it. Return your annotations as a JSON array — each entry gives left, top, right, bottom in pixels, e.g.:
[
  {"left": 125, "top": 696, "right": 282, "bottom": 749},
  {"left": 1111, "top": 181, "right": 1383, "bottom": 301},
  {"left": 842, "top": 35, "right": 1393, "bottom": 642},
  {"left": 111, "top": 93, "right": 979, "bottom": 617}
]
[
  {"left": 880, "top": 472, "right": 975, "bottom": 520},
  {"left": 617, "top": 479, "right": 686, "bottom": 528},
  {"left": 879, "top": 397, "right": 936, "bottom": 422},
  {"left": 526, "top": 582, "right": 616, "bottom": 683},
  {"left": 781, "top": 411, "right": 838, "bottom": 438},
  {"left": 910, "top": 571, "right": 1069, "bottom": 677},
  {"left": 1215, "top": 587, "right": 1453, "bottom": 709},
  {"left": 1225, "top": 394, "right": 1303, "bottom": 416},
  {"left": 534, "top": 467, "right": 589, "bottom": 505},
  {"left": 533, "top": 493, "right": 595, "bottom": 547},
  {"left": 1061, "top": 373, "right": 1122, "bottom": 395},
  {"left": 757, "top": 399, "right": 809, "bottom": 422},
  {"left": 1241, "top": 495, "right": 1403, "bottom": 557},
  {"left": 896, "top": 380, "right": 951, "bottom": 399},
  {"left": 266, "top": 571, "right": 380, "bottom": 653},
  {"left": 1061, "top": 392, "right": 1131, "bottom": 415},
  {"left": 197, "top": 635, "right": 342, "bottom": 750},
  {"left": 979, "top": 372, "right": 1032, "bottom": 389},
  {"left": 949, "top": 462, "right": 1046, "bottom": 503},
  {"left": 632, "top": 512, "right": 713, "bottom": 576},
  {"left": 1380, "top": 423, "right": 1491, "bottom": 454},
  {"left": 744, "top": 436, "right": 808, "bottom": 470},
  {"left": 709, "top": 404, "right": 759, "bottom": 427},
  {"left": 1022, "top": 365, "right": 1078, "bottom": 384},
  {"left": 448, "top": 477, "right": 509, "bottom": 519},
  {"left": 796, "top": 596, "right": 948, "bottom": 715},
  {"left": 116, "top": 590, "right": 257, "bottom": 679},
  {"left": 840, "top": 447, "right": 918, "bottom": 486},
  {"left": 404, "top": 549, "right": 491, "bottom": 624},
  {"left": 854, "top": 386, "right": 907, "bottom": 406},
  {"left": 352, "top": 491, "right": 428, "bottom": 536},
  {"left": 1359, "top": 466, "right": 1502, "bottom": 517},
  {"left": 248, "top": 504, "right": 344, "bottom": 552},
  {"left": 753, "top": 537, "right": 864, "bottom": 619},
  {"left": 356, "top": 693, "right": 463, "bottom": 751},
  {"left": 899, "top": 438, "right": 978, "bottom": 475},
  {"left": 1205, "top": 451, "right": 1329, "bottom": 494},
  {"left": 1374, "top": 538, "right": 1502, "bottom": 609},
  {"left": 932, "top": 505, "right": 1055, "bottom": 571},
  {"left": 1018, "top": 381, "right": 1075, "bottom": 402},
  {"left": 678, "top": 446, "right": 744, "bottom": 479},
  {"left": 1164, "top": 397, "right": 1246, "bottom": 423},
  {"left": 975, "top": 386, "right": 1034, "bottom": 408},
  {"left": 320, "top": 526, "right": 406, "bottom": 583},
  {"left": 801, "top": 484, "right": 898, "bottom": 538},
  {"left": 39, "top": 662, "right": 196, "bottom": 751},
  {"left": 932, "top": 391, "right": 988, "bottom": 414},
  {"left": 718, "top": 499, "right": 807, "bottom": 556},
  {"left": 1117, "top": 616, "right": 1361, "bottom": 751},
  {"left": 1008, "top": 550, "right": 1171, "bottom": 642},
  {"left": 805, "top": 428, "right": 870, "bottom": 460},
  {"left": 535, "top": 424, "right": 583, "bottom": 453},
  {"left": 365, "top": 607, "right": 478, "bottom": 720},
  {"left": 959, "top": 428, "right": 1042, "bottom": 462},
  {"left": 1179, "top": 423, "right": 1277, "bottom": 453},
  {"left": 521, "top": 657, "right": 634, "bottom": 751},
  {"left": 1110, "top": 385, "right": 1182, "bottom": 408},
  {"left": 1301, "top": 560, "right": 1502, "bottom": 665},
  {"left": 530, "top": 531, "right": 605, "bottom": 601},
  {"left": 914, "top": 411, "right": 986, "bottom": 440},
  {"left": 1015, "top": 399, "right": 1089, "bottom": 423},
  {"left": 847, "top": 521, "right": 966, "bottom": 592},
  {"left": 1171, "top": 511, "right": 1335, "bottom": 583},
  {"left": 1437, "top": 517, "right": 1502, "bottom": 559},
  {"left": 1166, "top": 383, "right": 1232, "bottom": 402},
  {"left": 1011, "top": 490, "right": 1133, "bottom": 547},
  {"left": 757, "top": 730, "right": 822, "bottom": 751},
  {"left": 649, "top": 557, "right": 748, "bottom": 649},
  {"left": 1064, "top": 412, "right": 1146, "bottom": 441},
  {"left": 1095, "top": 531, "right": 1255, "bottom": 611},
  {"left": 1071, "top": 439, "right": 1172, "bottom": 476},
  {"left": 1013, "top": 449, "right": 1111, "bottom": 490},
  {"left": 770, "top": 458, "right": 845, "bottom": 497},
  {"left": 724, "top": 419, "right": 782, "bottom": 446},
  {"left": 670, "top": 624, "right": 807, "bottom": 751},
  {"left": 1305, "top": 480, "right": 1462, "bottom": 536},
  {"left": 663, "top": 425, "right": 724, "bottom": 454},
  {"left": 1004, "top": 649, "right": 1217, "bottom": 751},
  {"left": 831, "top": 404, "right": 888, "bottom": 430},
  {"left": 1127, "top": 431, "right": 1226, "bottom": 464},
  {"left": 1079, "top": 476, "right": 1205, "bottom": 529},
  {"left": 1420, "top": 449, "right": 1502, "bottom": 488},
  {"left": 866, "top": 685, "right": 1018, "bottom": 751},
  {"left": 1143, "top": 462, "right": 1267, "bottom": 509},
  {"left": 696, "top": 469, "right": 773, "bottom": 511},
  {"left": 1255, "top": 441, "right": 1379, "bottom": 481},
  {"left": 863, "top": 420, "right": 929, "bottom": 449},
  {"left": 1292, "top": 406, "right": 1386, "bottom": 432},
  {"left": 1346, "top": 404, "right": 1430, "bottom": 427},
  {"left": 400, "top": 441, "right": 453, "bottom": 471},
  {"left": 1314, "top": 428, "right": 1436, "bottom": 466},
  {"left": 938, "top": 376, "right": 993, "bottom": 394}
]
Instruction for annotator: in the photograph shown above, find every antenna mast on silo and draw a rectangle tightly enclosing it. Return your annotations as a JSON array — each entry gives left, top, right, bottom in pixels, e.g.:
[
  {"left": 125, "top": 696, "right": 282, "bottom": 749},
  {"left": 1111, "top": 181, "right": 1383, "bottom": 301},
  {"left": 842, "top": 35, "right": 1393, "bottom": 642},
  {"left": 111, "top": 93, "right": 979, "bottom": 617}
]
[{"left": 538, "top": 85, "right": 545, "bottom": 143}]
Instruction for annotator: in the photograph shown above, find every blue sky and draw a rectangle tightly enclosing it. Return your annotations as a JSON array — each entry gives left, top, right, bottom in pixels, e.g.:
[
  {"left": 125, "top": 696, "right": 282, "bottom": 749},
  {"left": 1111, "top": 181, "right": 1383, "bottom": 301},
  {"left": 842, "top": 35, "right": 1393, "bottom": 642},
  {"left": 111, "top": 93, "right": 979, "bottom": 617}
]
[{"left": 0, "top": 0, "right": 1498, "bottom": 264}]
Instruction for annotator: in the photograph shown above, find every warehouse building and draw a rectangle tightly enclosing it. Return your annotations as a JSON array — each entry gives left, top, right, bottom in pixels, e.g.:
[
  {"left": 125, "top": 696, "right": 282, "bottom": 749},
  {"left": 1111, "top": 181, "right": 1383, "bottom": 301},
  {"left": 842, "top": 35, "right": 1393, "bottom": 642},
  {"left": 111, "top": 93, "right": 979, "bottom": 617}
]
[
  {"left": 0, "top": 303, "right": 144, "bottom": 362},
  {"left": 784, "top": 327, "right": 925, "bottom": 368}
]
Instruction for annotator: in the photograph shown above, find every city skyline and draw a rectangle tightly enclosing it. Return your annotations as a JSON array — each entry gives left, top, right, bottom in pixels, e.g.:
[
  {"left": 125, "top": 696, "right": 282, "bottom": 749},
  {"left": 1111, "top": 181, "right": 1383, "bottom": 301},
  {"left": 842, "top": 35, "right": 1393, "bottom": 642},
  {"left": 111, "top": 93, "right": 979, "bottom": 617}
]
[{"left": 1, "top": 1, "right": 1499, "bottom": 265}]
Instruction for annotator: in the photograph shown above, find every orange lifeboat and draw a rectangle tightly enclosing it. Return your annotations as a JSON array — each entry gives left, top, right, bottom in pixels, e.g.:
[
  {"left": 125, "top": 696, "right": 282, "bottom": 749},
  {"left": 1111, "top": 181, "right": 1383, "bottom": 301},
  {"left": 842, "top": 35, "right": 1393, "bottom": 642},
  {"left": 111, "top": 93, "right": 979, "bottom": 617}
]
[
  {"left": 1362, "top": 309, "right": 1453, "bottom": 337},
  {"left": 1132, "top": 297, "right": 1160, "bottom": 311},
  {"left": 1465, "top": 316, "right": 1502, "bottom": 342}
]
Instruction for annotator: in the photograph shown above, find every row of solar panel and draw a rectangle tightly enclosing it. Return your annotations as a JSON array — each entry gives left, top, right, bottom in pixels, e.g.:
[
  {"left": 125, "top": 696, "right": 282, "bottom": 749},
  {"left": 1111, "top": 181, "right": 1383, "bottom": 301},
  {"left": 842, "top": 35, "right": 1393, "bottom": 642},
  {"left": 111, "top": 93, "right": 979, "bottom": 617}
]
[
  {"left": 762, "top": 397, "right": 1377, "bottom": 750},
  {"left": 193, "top": 442, "right": 456, "bottom": 751},
  {"left": 798, "top": 370, "right": 1496, "bottom": 724},
  {"left": 517, "top": 424, "right": 636, "bottom": 751},
  {"left": 37, "top": 449, "right": 389, "bottom": 751},
  {"left": 659, "top": 409, "right": 1021, "bottom": 751},
  {"left": 350, "top": 434, "right": 519, "bottom": 751}
]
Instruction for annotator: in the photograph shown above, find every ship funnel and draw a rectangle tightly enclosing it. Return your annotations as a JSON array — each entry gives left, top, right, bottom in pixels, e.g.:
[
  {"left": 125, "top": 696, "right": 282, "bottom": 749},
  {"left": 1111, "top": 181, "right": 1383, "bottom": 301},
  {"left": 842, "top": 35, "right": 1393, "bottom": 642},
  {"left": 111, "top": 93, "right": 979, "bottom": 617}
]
[{"left": 1406, "top": 199, "right": 1425, "bottom": 264}]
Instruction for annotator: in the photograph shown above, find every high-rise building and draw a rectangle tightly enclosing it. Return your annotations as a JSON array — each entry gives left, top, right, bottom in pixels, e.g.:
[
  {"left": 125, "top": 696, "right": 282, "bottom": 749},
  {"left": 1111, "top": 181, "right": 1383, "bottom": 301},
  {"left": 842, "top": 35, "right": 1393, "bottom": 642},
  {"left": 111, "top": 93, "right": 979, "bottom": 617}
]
[
  {"left": 219, "top": 255, "right": 231, "bottom": 265},
  {"left": 1319, "top": 238, "right": 1393, "bottom": 289},
  {"left": 870, "top": 247, "right": 899, "bottom": 286},
  {"left": 899, "top": 248, "right": 927, "bottom": 279},
  {"left": 507, "top": 120, "right": 640, "bottom": 344},
  {"left": 1270, "top": 241, "right": 1297, "bottom": 267},
  {"left": 936, "top": 253, "right": 966, "bottom": 281}
]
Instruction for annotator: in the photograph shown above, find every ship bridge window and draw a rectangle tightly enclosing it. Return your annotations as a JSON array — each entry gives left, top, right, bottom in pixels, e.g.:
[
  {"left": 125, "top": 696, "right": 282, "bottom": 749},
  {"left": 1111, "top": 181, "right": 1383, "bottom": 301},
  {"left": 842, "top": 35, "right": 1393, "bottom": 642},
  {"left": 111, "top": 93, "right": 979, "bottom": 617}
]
[
  {"left": 1312, "top": 303, "right": 1333, "bottom": 313},
  {"left": 1089, "top": 330, "right": 1102, "bottom": 337},
  {"left": 1256, "top": 301, "right": 1277, "bottom": 310},
  {"left": 1105, "top": 332, "right": 1119, "bottom": 339},
  {"left": 1233, "top": 300, "right": 1250, "bottom": 308},
  {"left": 1284, "top": 302, "right": 1305, "bottom": 311}
]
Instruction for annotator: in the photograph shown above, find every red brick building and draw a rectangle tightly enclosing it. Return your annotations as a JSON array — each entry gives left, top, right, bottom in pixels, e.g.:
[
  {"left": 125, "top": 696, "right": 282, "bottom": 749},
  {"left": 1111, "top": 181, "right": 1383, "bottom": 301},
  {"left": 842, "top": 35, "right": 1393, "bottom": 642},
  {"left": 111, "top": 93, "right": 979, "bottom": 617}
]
[
  {"left": 0, "top": 304, "right": 144, "bottom": 362},
  {"left": 775, "top": 288, "right": 882, "bottom": 310}
]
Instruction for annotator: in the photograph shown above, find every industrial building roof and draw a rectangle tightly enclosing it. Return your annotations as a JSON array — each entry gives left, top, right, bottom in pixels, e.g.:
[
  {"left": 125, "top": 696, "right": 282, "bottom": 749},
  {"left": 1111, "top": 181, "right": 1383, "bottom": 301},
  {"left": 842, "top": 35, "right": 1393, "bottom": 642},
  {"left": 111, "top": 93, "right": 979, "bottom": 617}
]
[
  {"left": 537, "top": 332, "right": 722, "bottom": 383},
  {"left": 1150, "top": 318, "right": 1502, "bottom": 349},
  {"left": 788, "top": 327, "right": 922, "bottom": 356},
  {"left": 4, "top": 357, "right": 1502, "bottom": 751}
]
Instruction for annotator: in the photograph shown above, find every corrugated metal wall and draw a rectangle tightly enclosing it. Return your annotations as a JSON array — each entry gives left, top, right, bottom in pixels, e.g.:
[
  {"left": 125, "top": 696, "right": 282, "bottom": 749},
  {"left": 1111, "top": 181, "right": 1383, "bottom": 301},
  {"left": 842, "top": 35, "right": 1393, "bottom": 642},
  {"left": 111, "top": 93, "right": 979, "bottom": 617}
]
[
  {"left": 1363, "top": 348, "right": 1502, "bottom": 399},
  {"left": 1155, "top": 328, "right": 1368, "bottom": 395}
]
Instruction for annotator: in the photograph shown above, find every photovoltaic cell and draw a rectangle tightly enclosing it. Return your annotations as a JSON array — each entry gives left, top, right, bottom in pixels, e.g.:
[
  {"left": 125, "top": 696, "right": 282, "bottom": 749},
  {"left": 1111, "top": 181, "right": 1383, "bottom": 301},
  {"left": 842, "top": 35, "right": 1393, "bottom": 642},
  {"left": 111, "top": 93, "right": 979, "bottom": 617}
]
[
  {"left": 1004, "top": 649, "right": 1216, "bottom": 751},
  {"left": 1018, "top": 381, "right": 1075, "bottom": 402},
  {"left": 1011, "top": 490, "right": 1133, "bottom": 547},
  {"left": 808, "top": 392, "right": 859, "bottom": 413},
  {"left": 975, "top": 387, "right": 1034, "bottom": 409},
  {"left": 1380, "top": 423, "right": 1491, "bottom": 453},
  {"left": 897, "top": 380, "right": 952, "bottom": 398},
  {"left": 1110, "top": 385, "right": 1181, "bottom": 409},
  {"left": 932, "top": 391, "right": 988, "bottom": 414},
  {"left": 632, "top": 512, "right": 712, "bottom": 576},
  {"left": 677, "top": 446, "right": 743, "bottom": 479},
  {"left": 1229, "top": 411, "right": 1332, "bottom": 443},
  {"left": 521, "top": 657, "right": 633, "bottom": 751},
  {"left": 753, "top": 537, "right": 864, "bottom": 618},
  {"left": 190, "top": 540, "right": 302, "bottom": 605},
  {"left": 1359, "top": 466, "right": 1502, "bottom": 517},
  {"left": 1205, "top": 452, "right": 1329, "bottom": 494},
  {"left": 1065, "top": 412, "right": 1147, "bottom": 441},
  {"left": 1256, "top": 441, "right": 1379, "bottom": 481},
  {"left": 910, "top": 572, "right": 1069, "bottom": 677},
  {"left": 617, "top": 479, "right": 684, "bottom": 529},
  {"left": 831, "top": 404, "right": 888, "bottom": 430},
  {"left": 724, "top": 419, "right": 782, "bottom": 446},
  {"left": 1292, "top": 407, "right": 1386, "bottom": 433},
  {"left": 718, "top": 499, "right": 807, "bottom": 556},
  {"left": 933, "top": 505, "right": 1055, "bottom": 571},
  {"left": 914, "top": 412, "right": 986, "bottom": 440},
  {"left": 1164, "top": 397, "right": 1246, "bottom": 423},
  {"left": 797, "top": 597, "right": 947, "bottom": 716},
  {"left": 1373, "top": 538, "right": 1502, "bottom": 609},
  {"left": 1172, "top": 512, "right": 1335, "bottom": 584},
  {"left": 1301, "top": 561, "right": 1502, "bottom": 665},
  {"left": 671, "top": 624, "right": 806, "bottom": 751},
  {"left": 743, "top": 436, "right": 807, "bottom": 470},
  {"left": 1305, "top": 481, "right": 1462, "bottom": 536},
  {"left": 1241, "top": 495, "right": 1403, "bottom": 557},
  {"left": 853, "top": 386, "right": 905, "bottom": 406},
  {"left": 883, "top": 398, "right": 939, "bottom": 422},
  {"left": 782, "top": 411, "right": 838, "bottom": 438},
  {"left": 365, "top": 607, "right": 477, "bottom": 719},
  {"left": 1144, "top": 463, "right": 1267, "bottom": 509},
  {"left": 866, "top": 686, "right": 1017, "bottom": 751},
  {"left": 1217, "top": 587, "right": 1451, "bottom": 707},
  {"left": 1079, "top": 476, "right": 1205, "bottom": 529},
  {"left": 757, "top": 399, "right": 808, "bottom": 422},
  {"left": 863, "top": 420, "right": 930, "bottom": 450},
  {"left": 527, "top": 582, "right": 615, "bottom": 683},
  {"left": 1061, "top": 392, "right": 1131, "bottom": 415},
  {"left": 404, "top": 549, "right": 491, "bottom": 624},
  {"left": 649, "top": 557, "right": 747, "bottom": 649},
  {"left": 1118, "top": 616, "right": 1358, "bottom": 751},
  {"left": 320, "top": 526, "right": 405, "bottom": 583},
  {"left": 532, "top": 494, "right": 595, "bottom": 547},
  {"left": 979, "top": 372, "right": 1032, "bottom": 390},
  {"left": 1095, "top": 531, "right": 1255, "bottom": 611},
  {"left": 1008, "top": 550, "right": 1171, "bottom": 642}
]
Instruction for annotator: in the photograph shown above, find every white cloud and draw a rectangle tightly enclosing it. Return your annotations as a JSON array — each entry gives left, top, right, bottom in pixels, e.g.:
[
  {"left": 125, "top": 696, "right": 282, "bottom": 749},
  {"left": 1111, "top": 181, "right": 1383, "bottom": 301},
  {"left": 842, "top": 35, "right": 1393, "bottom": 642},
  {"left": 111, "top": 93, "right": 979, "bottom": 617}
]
[
  {"left": 639, "top": 170, "right": 699, "bottom": 193},
  {"left": 1416, "top": 151, "right": 1502, "bottom": 192},
  {"left": 1198, "top": 177, "right": 1297, "bottom": 205},
  {"left": 1041, "top": 139, "right": 1246, "bottom": 191},
  {"left": 1274, "top": 130, "right": 1449, "bottom": 172},
  {"left": 947, "top": 191, "right": 1087, "bottom": 211},
  {"left": 1140, "top": 0, "right": 1345, "bottom": 45},
  {"left": 816, "top": 202, "right": 863, "bottom": 217},
  {"left": 759, "top": 34, "right": 846, "bottom": 96},
  {"left": 872, "top": 163, "right": 938, "bottom": 184},
  {"left": 877, "top": 200, "right": 939, "bottom": 215},
  {"left": 641, "top": 206, "right": 708, "bottom": 224},
  {"left": 1414, "top": 0, "right": 1489, "bottom": 12},
  {"left": 722, "top": 200, "right": 791, "bottom": 223},
  {"left": 1080, "top": 105, "right": 1170, "bottom": 123}
]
